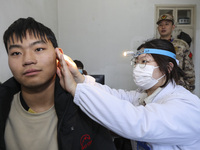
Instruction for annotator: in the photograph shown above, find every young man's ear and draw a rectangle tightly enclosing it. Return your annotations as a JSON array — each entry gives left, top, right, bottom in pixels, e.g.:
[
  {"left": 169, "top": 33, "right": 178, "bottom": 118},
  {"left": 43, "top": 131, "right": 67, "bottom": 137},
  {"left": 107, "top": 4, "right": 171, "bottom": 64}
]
[
  {"left": 56, "top": 48, "right": 63, "bottom": 66},
  {"left": 57, "top": 48, "right": 63, "bottom": 54},
  {"left": 167, "top": 62, "right": 174, "bottom": 73}
]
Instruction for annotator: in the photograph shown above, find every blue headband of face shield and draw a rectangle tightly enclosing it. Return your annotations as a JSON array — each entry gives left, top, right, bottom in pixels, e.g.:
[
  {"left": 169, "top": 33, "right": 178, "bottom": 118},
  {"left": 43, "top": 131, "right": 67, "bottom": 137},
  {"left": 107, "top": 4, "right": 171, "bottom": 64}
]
[{"left": 135, "top": 48, "right": 176, "bottom": 60}]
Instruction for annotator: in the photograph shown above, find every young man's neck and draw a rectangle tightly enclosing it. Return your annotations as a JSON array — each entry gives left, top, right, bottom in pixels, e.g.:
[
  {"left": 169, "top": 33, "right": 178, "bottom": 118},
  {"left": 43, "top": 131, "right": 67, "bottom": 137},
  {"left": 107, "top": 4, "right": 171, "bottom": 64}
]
[{"left": 21, "top": 76, "right": 56, "bottom": 113}]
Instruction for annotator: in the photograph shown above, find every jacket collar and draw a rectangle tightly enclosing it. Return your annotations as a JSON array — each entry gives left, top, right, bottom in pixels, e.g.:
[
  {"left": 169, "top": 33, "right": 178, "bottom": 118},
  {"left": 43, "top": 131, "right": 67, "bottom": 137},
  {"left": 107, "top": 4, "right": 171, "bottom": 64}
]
[{"left": 53, "top": 76, "right": 78, "bottom": 123}]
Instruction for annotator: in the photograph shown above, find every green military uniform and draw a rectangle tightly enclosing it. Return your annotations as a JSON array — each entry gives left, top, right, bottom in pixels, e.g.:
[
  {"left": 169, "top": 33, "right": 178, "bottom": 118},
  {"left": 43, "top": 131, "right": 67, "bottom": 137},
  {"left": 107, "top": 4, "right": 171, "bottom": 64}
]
[{"left": 172, "top": 39, "right": 195, "bottom": 92}]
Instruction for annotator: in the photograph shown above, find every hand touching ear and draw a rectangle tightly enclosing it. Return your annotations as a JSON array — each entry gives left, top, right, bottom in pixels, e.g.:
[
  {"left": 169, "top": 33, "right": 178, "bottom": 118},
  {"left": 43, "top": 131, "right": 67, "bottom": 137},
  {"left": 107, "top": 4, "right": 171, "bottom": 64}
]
[
  {"left": 55, "top": 48, "right": 78, "bottom": 96},
  {"left": 56, "top": 48, "right": 85, "bottom": 83}
]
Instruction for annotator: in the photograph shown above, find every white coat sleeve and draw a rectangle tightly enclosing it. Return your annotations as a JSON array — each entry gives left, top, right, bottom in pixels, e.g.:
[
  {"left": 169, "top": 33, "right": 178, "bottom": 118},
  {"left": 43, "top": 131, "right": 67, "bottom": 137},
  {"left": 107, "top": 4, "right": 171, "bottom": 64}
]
[
  {"left": 73, "top": 83, "right": 200, "bottom": 145},
  {"left": 83, "top": 75, "right": 141, "bottom": 105},
  {"left": 74, "top": 83, "right": 141, "bottom": 137}
]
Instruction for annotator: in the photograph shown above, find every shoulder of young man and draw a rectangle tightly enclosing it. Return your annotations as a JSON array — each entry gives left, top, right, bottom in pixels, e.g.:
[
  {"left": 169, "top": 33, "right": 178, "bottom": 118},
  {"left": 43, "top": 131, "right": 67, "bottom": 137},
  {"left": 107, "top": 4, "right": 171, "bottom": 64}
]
[
  {"left": 0, "top": 77, "right": 21, "bottom": 134},
  {"left": 0, "top": 77, "right": 20, "bottom": 95},
  {"left": 0, "top": 77, "right": 20, "bottom": 108}
]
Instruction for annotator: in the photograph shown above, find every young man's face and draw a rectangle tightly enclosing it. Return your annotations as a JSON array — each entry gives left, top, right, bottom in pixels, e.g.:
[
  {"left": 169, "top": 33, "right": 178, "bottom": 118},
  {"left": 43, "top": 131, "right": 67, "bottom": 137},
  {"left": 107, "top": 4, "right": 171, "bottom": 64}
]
[
  {"left": 157, "top": 20, "right": 175, "bottom": 39},
  {"left": 7, "top": 33, "right": 57, "bottom": 89}
]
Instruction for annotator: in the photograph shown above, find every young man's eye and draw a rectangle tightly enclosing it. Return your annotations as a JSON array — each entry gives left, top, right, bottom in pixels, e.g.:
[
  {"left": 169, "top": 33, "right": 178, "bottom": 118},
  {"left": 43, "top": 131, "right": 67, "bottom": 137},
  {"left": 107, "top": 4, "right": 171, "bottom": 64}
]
[
  {"left": 10, "top": 52, "right": 21, "bottom": 56},
  {"left": 35, "top": 48, "right": 44, "bottom": 52}
]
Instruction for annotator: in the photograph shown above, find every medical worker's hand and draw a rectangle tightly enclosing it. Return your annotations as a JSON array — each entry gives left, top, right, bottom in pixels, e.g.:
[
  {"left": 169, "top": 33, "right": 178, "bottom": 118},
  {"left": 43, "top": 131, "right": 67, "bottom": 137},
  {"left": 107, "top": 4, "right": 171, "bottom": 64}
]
[{"left": 56, "top": 48, "right": 84, "bottom": 96}]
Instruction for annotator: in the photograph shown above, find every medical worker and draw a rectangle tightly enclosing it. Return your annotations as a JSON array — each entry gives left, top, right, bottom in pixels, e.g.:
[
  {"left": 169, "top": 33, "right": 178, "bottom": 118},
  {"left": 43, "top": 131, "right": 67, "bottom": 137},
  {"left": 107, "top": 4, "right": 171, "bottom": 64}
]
[{"left": 56, "top": 39, "right": 200, "bottom": 150}]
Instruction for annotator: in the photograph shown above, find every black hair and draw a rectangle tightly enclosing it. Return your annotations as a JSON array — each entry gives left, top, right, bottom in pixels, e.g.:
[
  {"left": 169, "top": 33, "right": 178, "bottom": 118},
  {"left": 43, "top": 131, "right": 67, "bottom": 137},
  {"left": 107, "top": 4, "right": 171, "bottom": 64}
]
[
  {"left": 3, "top": 17, "right": 58, "bottom": 52},
  {"left": 74, "top": 60, "right": 84, "bottom": 69},
  {"left": 137, "top": 39, "right": 185, "bottom": 87}
]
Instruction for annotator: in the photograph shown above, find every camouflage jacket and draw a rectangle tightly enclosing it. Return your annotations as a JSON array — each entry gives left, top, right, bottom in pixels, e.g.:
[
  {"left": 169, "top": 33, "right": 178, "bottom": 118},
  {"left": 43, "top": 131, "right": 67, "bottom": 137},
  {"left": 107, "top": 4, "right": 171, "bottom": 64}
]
[{"left": 172, "top": 39, "right": 195, "bottom": 92}]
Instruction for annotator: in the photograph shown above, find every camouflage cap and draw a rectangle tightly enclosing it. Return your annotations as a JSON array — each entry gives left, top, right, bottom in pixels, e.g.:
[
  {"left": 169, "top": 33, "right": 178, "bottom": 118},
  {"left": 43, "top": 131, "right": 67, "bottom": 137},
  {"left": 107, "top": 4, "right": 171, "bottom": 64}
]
[{"left": 157, "top": 14, "right": 174, "bottom": 24}]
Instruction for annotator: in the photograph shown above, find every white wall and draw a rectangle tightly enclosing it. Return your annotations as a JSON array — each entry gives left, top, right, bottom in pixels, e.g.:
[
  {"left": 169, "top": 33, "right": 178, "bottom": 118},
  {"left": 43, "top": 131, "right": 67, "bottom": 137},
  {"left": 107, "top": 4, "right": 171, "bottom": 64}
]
[
  {"left": 58, "top": 0, "right": 155, "bottom": 91},
  {"left": 0, "top": 0, "right": 58, "bottom": 83},
  {"left": 58, "top": 0, "right": 200, "bottom": 97}
]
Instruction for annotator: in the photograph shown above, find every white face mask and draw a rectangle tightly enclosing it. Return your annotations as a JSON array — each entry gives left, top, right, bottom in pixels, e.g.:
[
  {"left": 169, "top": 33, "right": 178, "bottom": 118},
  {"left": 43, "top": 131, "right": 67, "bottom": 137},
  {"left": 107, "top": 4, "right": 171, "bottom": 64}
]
[{"left": 133, "top": 64, "right": 165, "bottom": 90}]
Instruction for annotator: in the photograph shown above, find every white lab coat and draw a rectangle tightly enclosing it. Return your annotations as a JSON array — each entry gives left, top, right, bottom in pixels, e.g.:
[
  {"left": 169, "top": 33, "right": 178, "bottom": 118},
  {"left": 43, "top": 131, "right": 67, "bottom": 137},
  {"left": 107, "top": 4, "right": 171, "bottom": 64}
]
[{"left": 73, "top": 76, "right": 200, "bottom": 150}]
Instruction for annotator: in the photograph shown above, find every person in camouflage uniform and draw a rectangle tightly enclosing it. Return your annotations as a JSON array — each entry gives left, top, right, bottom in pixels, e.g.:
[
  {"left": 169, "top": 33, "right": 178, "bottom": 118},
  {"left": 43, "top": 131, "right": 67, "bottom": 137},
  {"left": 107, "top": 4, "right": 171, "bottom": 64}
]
[
  {"left": 172, "top": 39, "right": 195, "bottom": 91},
  {"left": 157, "top": 14, "right": 195, "bottom": 92}
]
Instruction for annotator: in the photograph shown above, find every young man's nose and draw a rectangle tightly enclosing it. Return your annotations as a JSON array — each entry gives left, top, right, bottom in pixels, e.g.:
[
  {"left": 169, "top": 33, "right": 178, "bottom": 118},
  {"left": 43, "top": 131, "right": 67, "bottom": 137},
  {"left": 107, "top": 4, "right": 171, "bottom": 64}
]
[{"left": 23, "top": 52, "right": 37, "bottom": 66}]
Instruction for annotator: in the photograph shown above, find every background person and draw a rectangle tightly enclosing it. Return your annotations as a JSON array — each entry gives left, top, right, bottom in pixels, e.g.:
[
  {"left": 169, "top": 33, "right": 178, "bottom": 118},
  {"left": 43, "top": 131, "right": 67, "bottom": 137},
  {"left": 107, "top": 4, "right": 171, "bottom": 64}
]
[
  {"left": 0, "top": 17, "right": 116, "bottom": 150},
  {"left": 56, "top": 39, "right": 200, "bottom": 150},
  {"left": 74, "top": 60, "right": 88, "bottom": 75},
  {"left": 157, "top": 14, "right": 195, "bottom": 92}
]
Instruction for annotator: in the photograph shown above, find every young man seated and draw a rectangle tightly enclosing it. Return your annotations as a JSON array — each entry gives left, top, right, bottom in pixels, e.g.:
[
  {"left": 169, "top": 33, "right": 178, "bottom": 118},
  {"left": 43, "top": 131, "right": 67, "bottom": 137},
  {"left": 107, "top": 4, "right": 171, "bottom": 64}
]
[{"left": 0, "top": 17, "right": 116, "bottom": 150}]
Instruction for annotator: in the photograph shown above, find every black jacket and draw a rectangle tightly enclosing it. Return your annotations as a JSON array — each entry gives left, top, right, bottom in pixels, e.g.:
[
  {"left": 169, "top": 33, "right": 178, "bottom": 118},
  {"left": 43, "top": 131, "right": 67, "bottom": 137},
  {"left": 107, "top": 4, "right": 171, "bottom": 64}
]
[{"left": 0, "top": 77, "right": 116, "bottom": 150}]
